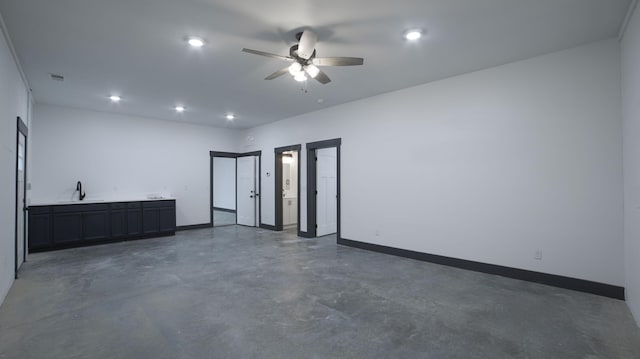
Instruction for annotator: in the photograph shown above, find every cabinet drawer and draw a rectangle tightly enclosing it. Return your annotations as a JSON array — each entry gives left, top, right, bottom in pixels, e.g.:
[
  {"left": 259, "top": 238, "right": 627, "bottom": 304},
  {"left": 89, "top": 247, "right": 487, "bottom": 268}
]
[
  {"left": 127, "top": 202, "right": 141, "bottom": 209},
  {"left": 28, "top": 206, "right": 50, "bottom": 215},
  {"left": 142, "top": 200, "right": 175, "bottom": 209},
  {"left": 111, "top": 203, "right": 127, "bottom": 210},
  {"left": 54, "top": 203, "right": 109, "bottom": 213}
]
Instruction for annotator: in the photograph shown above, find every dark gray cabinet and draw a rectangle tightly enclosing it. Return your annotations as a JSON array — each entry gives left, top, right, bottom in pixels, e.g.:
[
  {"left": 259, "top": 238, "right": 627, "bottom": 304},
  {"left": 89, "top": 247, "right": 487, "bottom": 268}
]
[
  {"left": 127, "top": 209, "right": 142, "bottom": 236},
  {"left": 28, "top": 207, "right": 51, "bottom": 250},
  {"left": 159, "top": 207, "right": 176, "bottom": 232},
  {"left": 110, "top": 203, "right": 127, "bottom": 239},
  {"left": 52, "top": 212, "right": 82, "bottom": 244},
  {"left": 142, "top": 200, "right": 175, "bottom": 235},
  {"left": 84, "top": 209, "right": 109, "bottom": 241},
  {"left": 28, "top": 200, "right": 176, "bottom": 252}
]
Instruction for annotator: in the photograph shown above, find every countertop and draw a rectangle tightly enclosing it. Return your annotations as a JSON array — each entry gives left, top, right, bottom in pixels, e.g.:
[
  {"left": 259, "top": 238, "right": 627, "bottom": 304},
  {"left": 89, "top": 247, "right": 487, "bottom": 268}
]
[{"left": 29, "top": 197, "right": 176, "bottom": 207}]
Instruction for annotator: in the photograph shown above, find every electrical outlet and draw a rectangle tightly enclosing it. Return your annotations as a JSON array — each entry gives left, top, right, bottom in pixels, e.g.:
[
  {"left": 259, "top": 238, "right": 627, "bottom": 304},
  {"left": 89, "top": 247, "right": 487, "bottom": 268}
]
[{"left": 535, "top": 250, "right": 542, "bottom": 260}]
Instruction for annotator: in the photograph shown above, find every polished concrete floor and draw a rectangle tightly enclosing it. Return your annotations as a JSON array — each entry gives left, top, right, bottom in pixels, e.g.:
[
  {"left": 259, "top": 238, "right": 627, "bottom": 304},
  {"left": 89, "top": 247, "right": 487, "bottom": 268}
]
[
  {"left": 1, "top": 226, "right": 639, "bottom": 358},
  {"left": 213, "top": 210, "right": 236, "bottom": 226}
]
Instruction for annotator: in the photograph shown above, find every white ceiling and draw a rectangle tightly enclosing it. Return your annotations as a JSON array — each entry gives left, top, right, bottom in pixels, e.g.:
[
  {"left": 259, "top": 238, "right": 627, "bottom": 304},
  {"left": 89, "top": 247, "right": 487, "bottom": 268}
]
[{"left": 0, "top": 0, "right": 631, "bottom": 129}]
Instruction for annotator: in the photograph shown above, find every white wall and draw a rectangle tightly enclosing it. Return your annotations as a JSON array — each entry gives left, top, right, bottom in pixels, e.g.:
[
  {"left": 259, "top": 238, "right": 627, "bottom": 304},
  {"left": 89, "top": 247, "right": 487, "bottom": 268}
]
[
  {"left": 622, "top": 3, "right": 640, "bottom": 325},
  {"left": 244, "top": 39, "right": 624, "bottom": 286},
  {"left": 0, "top": 21, "right": 30, "bottom": 305},
  {"left": 31, "top": 104, "right": 241, "bottom": 227},
  {"left": 213, "top": 157, "right": 236, "bottom": 210}
]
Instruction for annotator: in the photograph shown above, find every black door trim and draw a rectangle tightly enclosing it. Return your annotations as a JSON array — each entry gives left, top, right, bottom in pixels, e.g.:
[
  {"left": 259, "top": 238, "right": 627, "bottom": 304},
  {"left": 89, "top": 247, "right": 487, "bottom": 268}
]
[
  {"left": 274, "top": 144, "right": 302, "bottom": 232},
  {"left": 305, "top": 138, "right": 341, "bottom": 239},
  {"left": 15, "top": 116, "right": 28, "bottom": 279}
]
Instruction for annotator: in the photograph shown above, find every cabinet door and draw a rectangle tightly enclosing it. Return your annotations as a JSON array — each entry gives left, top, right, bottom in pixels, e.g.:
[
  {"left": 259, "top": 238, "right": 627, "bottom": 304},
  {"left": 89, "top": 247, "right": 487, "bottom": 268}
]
[
  {"left": 53, "top": 212, "right": 83, "bottom": 244},
  {"left": 127, "top": 209, "right": 142, "bottom": 236},
  {"left": 83, "top": 211, "right": 109, "bottom": 241},
  {"left": 158, "top": 207, "right": 176, "bottom": 233},
  {"left": 29, "top": 212, "right": 51, "bottom": 250},
  {"left": 111, "top": 209, "right": 126, "bottom": 238},
  {"left": 143, "top": 208, "right": 160, "bottom": 234}
]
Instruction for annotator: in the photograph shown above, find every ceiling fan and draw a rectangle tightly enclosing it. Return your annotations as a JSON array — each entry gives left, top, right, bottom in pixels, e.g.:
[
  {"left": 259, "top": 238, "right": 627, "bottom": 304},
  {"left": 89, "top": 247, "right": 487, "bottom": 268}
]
[{"left": 242, "top": 29, "right": 364, "bottom": 84}]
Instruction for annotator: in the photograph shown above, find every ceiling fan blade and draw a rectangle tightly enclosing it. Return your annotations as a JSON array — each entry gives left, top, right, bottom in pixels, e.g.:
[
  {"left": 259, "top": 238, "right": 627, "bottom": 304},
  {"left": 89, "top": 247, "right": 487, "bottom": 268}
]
[
  {"left": 242, "top": 48, "right": 293, "bottom": 61},
  {"left": 314, "top": 70, "right": 331, "bottom": 84},
  {"left": 312, "top": 57, "right": 364, "bottom": 66},
  {"left": 297, "top": 30, "right": 317, "bottom": 60},
  {"left": 265, "top": 67, "right": 289, "bottom": 80}
]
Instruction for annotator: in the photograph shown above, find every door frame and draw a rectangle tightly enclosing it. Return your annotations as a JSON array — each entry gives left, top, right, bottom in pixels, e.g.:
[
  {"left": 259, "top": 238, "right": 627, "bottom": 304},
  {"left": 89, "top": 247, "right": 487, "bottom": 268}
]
[
  {"left": 15, "top": 117, "right": 28, "bottom": 279},
  {"left": 274, "top": 144, "right": 301, "bottom": 232},
  {"left": 209, "top": 150, "right": 261, "bottom": 227},
  {"left": 305, "top": 138, "right": 341, "bottom": 239},
  {"left": 236, "top": 151, "right": 262, "bottom": 227}
]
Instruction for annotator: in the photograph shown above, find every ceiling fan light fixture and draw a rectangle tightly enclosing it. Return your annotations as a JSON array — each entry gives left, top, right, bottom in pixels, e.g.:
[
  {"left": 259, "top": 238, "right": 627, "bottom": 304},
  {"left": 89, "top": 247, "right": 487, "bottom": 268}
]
[
  {"left": 226, "top": 113, "right": 235, "bottom": 120},
  {"left": 175, "top": 106, "right": 185, "bottom": 113},
  {"left": 305, "top": 64, "right": 320, "bottom": 78},
  {"left": 109, "top": 95, "right": 121, "bottom": 102},
  {"left": 241, "top": 28, "right": 363, "bottom": 85},
  {"left": 294, "top": 72, "right": 307, "bottom": 82},
  {"left": 288, "top": 62, "right": 302, "bottom": 75}
]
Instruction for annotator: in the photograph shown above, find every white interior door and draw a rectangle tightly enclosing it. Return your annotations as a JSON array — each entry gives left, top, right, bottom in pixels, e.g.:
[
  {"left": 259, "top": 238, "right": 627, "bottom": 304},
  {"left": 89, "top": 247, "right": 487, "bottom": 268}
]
[
  {"left": 237, "top": 156, "right": 258, "bottom": 226},
  {"left": 16, "top": 132, "right": 26, "bottom": 269},
  {"left": 316, "top": 147, "right": 337, "bottom": 236}
]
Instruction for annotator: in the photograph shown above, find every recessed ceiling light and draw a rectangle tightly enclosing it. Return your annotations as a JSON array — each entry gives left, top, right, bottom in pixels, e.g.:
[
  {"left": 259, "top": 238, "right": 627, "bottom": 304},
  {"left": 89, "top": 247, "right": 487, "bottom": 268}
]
[
  {"left": 175, "top": 106, "right": 185, "bottom": 113},
  {"left": 109, "top": 95, "right": 121, "bottom": 102},
  {"left": 187, "top": 37, "right": 205, "bottom": 48},
  {"left": 404, "top": 29, "right": 423, "bottom": 41},
  {"left": 226, "top": 113, "right": 235, "bottom": 120}
]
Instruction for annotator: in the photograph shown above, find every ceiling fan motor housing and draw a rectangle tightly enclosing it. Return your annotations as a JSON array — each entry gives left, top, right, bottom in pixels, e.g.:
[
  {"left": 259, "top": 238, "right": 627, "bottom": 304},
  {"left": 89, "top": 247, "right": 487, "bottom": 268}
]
[{"left": 289, "top": 44, "right": 316, "bottom": 64}]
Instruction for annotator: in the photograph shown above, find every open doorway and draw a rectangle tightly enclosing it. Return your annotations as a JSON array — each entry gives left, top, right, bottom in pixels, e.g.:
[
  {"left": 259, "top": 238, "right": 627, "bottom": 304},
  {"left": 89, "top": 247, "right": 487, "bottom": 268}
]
[
  {"left": 211, "top": 153, "right": 236, "bottom": 226},
  {"left": 15, "top": 117, "right": 28, "bottom": 278},
  {"left": 209, "top": 151, "right": 261, "bottom": 228},
  {"left": 306, "top": 138, "right": 341, "bottom": 239},
  {"left": 274, "top": 145, "right": 301, "bottom": 232}
]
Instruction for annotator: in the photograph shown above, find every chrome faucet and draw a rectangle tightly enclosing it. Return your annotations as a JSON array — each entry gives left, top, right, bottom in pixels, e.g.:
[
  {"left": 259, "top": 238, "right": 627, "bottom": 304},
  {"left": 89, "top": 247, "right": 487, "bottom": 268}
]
[{"left": 76, "top": 181, "right": 86, "bottom": 201}]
